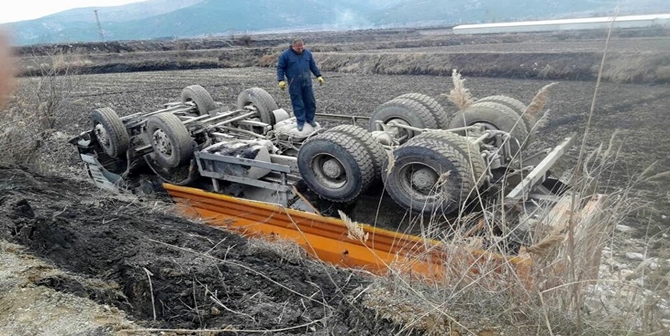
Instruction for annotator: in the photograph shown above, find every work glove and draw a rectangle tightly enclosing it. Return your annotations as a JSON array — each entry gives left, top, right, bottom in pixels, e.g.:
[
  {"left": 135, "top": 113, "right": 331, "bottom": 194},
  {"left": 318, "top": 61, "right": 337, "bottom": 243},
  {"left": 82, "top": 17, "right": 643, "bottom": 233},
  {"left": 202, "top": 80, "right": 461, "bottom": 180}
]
[
  {"left": 317, "top": 76, "right": 324, "bottom": 85},
  {"left": 278, "top": 81, "right": 287, "bottom": 90}
]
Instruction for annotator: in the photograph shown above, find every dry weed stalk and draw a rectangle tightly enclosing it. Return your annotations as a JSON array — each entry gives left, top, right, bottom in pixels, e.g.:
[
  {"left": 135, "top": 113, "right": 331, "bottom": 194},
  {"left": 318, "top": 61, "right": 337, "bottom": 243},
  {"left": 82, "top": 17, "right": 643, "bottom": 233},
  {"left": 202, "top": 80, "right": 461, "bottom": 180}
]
[
  {"left": 523, "top": 82, "right": 557, "bottom": 126},
  {"left": 246, "top": 236, "right": 306, "bottom": 263},
  {"left": 445, "top": 69, "right": 474, "bottom": 110},
  {"left": 527, "top": 215, "right": 570, "bottom": 258},
  {"left": 338, "top": 210, "right": 369, "bottom": 242},
  {"left": 142, "top": 267, "right": 157, "bottom": 321},
  {"left": 526, "top": 233, "right": 566, "bottom": 258},
  {"left": 363, "top": 281, "right": 451, "bottom": 336},
  {"left": 641, "top": 170, "right": 670, "bottom": 183}
]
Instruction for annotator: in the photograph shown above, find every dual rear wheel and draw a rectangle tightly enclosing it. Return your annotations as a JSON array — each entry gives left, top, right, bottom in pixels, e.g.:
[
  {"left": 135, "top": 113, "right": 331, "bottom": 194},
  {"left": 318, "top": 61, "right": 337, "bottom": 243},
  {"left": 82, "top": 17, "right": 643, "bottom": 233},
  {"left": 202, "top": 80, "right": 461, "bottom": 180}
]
[{"left": 300, "top": 125, "right": 485, "bottom": 217}]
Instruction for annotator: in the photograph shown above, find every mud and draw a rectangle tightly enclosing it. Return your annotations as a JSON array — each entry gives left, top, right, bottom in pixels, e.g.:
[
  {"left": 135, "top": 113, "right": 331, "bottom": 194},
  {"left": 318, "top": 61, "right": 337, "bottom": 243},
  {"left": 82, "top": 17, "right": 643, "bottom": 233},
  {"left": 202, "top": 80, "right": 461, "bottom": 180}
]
[{"left": 0, "top": 167, "right": 402, "bottom": 334}]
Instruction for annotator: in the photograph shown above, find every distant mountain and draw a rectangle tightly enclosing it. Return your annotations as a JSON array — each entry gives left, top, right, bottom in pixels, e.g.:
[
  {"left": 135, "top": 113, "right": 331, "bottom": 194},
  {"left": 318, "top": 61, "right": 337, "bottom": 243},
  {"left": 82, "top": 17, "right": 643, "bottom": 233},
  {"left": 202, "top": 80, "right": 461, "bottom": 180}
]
[
  {"left": 4, "top": 0, "right": 670, "bottom": 46},
  {"left": 38, "top": 0, "right": 204, "bottom": 23},
  {"left": 373, "top": 0, "right": 670, "bottom": 26}
]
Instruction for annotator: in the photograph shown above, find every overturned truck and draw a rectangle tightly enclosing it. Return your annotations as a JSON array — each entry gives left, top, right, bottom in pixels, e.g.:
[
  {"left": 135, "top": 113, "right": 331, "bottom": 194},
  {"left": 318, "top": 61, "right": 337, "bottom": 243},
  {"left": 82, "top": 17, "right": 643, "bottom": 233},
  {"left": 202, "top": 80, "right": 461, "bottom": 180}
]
[{"left": 71, "top": 83, "right": 594, "bottom": 283}]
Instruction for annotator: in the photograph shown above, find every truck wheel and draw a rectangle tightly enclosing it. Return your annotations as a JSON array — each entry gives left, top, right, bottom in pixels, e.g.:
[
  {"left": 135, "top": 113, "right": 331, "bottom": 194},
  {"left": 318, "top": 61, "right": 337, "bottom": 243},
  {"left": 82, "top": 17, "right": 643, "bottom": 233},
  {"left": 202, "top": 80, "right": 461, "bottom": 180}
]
[
  {"left": 237, "top": 87, "right": 278, "bottom": 125},
  {"left": 448, "top": 102, "right": 529, "bottom": 157},
  {"left": 476, "top": 95, "right": 536, "bottom": 139},
  {"left": 383, "top": 139, "right": 475, "bottom": 216},
  {"left": 477, "top": 95, "right": 527, "bottom": 116},
  {"left": 298, "top": 132, "right": 374, "bottom": 203},
  {"left": 408, "top": 130, "right": 487, "bottom": 187},
  {"left": 91, "top": 107, "right": 129, "bottom": 158},
  {"left": 181, "top": 85, "right": 217, "bottom": 116},
  {"left": 146, "top": 113, "right": 194, "bottom": 168},
  {"left": 328, "top": 125, "right": 386, "bottom": 181},
  {"left": 397, "top": 93, "right": 450, "bottom": 129},
  {"left": 368, "top": 97, "right": 438, "bottom": 144}
]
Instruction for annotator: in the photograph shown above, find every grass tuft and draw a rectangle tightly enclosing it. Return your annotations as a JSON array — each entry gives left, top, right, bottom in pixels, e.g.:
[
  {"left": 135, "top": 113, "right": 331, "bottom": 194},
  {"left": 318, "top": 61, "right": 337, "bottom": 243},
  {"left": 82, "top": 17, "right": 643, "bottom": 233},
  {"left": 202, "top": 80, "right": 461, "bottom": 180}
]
[
  {"left": 339, "top": 210, "right": 369, "bottom": 242},
  {"left": 444, "top": 69, "right": 474, "bottom": 110},
  {"left": 524, "top": 82, "right": 557, "bottom": 125}
]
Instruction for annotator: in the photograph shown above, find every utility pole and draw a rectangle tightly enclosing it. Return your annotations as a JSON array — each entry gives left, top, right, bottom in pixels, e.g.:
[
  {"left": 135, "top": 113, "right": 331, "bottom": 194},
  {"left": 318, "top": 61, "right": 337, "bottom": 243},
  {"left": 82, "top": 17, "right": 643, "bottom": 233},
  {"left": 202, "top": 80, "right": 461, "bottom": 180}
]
[{"left": 94, "top": 10, "right": 105, "bottom": 42}]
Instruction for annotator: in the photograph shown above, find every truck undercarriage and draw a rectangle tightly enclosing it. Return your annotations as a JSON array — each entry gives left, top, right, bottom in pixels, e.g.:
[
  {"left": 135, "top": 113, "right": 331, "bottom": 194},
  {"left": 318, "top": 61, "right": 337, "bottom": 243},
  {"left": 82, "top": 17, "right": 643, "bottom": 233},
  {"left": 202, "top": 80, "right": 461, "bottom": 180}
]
[{"left": 70, "top": 83, "right": 603, "bottom": 285}]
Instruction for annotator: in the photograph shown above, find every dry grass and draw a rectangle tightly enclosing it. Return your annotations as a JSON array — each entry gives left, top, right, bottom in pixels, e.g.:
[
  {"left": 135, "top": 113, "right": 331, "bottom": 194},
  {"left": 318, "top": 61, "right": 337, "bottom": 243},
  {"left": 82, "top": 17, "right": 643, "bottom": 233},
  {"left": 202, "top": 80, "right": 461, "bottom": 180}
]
[
  {"left": 358, "top": 144, "right": 667, "bottom": 335},
  {"left": 356, "top": 72, "right": 667, "bottom": 334},
  {"left": 246, "top": 236, "right": 307, "bottom": 263},
  {"left": 0, "top": 49, "right": 82, "bottom": 173},
  {"left": 523, "top": 82, "right": 557, "bottom": 126},
  {"left": 444, "top": 69, "right": 474, "bottom": 110},
  {"left": 258, "top": 52, "right": 279, "bottom": 67},
  {"left": 339, "top": 210, "right": 369, "bottom": 242}
]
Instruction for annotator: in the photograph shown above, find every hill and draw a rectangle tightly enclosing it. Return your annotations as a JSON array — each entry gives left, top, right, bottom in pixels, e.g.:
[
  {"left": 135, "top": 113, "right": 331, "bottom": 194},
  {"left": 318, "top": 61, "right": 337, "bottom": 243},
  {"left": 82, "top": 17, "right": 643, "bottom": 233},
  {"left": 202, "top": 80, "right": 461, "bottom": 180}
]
[{"left": 4, "top": 0, "right": 670, "bottom": 45}]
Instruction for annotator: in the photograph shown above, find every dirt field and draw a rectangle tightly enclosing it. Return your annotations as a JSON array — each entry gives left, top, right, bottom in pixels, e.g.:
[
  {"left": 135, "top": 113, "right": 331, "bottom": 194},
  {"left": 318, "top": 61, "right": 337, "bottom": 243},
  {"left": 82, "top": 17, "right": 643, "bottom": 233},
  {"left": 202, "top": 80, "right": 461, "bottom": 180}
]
[{"left": 2, "top": 28, "right": 670, "bottom": 334}]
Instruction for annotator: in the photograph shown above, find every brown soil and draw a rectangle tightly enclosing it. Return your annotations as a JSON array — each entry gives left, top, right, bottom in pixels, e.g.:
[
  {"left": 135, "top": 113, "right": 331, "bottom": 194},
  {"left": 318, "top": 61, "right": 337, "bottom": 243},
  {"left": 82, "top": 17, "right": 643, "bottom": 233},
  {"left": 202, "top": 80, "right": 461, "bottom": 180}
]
[{"left": 0, "top": 167, "right": 400, "bottom": 334}]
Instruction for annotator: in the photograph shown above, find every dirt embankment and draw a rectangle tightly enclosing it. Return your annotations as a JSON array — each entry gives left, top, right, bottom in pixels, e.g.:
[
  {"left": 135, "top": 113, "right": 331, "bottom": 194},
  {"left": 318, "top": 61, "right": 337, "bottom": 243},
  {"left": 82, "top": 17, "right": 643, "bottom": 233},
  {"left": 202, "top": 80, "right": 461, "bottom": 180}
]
[
  {"left": 0, "top": 167, "right": 398, "bottom": 334},
  {"left": 315, "top": 51, "right": 670, "bottom": 83},
  {"left": 15, "top": 28, "right": 670, "bottom": 84}
]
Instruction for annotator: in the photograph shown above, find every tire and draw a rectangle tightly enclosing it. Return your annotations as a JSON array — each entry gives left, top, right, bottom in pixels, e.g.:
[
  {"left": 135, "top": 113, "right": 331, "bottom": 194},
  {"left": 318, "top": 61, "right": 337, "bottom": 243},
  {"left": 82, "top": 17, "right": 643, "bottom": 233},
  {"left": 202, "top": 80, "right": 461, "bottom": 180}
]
[
  {"left": 237, "top": 87, "right": 278, "bottom": 125},
  {"left": 477, "top": 95, "right": 527, "bottom": 115},
  {"left": 328, "top": 125, "right": 386, "bottom": 180},
  {"left": 298, "top": 132, "right": 374, "bottom": 203},
  {"left": 181, "top": 85, "right": 217, "bottom": 116},
  {"left": 382, "top": 139, "right": 476, "bottom": 216},
  {"left": 448, "top": 102, "right": 529, "bottom": 157},
  {"left": 476, "top": 95, "right": 536, "bottom": 136},
  {"left": 369, "top": 98, "right": 438, "bottom": 143},
  {"left": 146, "top": 113, "right": 194, "bottom": 168},
  {"left": 474, "top": 101, "right": 536, "bottom": 145},
  {"left": 90, "top": 107, "right": 129, "bottom": 158},
  {"left": 397, "top": 93, "right": 449, "bottom": 129},
  {"left": 407, "top": 130, "right": 487, "bottom": 187}
]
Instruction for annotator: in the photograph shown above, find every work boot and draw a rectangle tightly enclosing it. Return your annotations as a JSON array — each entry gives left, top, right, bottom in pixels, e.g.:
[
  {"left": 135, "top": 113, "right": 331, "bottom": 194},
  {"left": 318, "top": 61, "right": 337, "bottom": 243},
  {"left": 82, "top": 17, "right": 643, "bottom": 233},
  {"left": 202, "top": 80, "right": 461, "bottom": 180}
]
[
  {"left": 297, "top": 124, "right": 304, "bottom": 132},
  {"left": 308, "top": 120, "right": 317, "bottom": 128}
]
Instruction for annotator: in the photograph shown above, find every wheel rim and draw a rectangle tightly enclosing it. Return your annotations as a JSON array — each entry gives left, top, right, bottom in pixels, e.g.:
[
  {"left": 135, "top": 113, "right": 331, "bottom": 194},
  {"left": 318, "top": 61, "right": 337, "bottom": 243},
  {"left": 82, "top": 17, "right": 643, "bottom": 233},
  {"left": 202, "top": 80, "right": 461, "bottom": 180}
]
[
  {"left": 397, "top": 161, "right": 442, "bottom": 199},
  {"left": 471, "top": 121, "right": 501, "bottom": 146},
  {"left": 152, "top": 129, "right": 173, "bottom": 158},
  {"left": 94, "top": 123, "right": 110, "bottom": 150},
  {"left": 312, "top": 154, "right": 346, "bottom": 189},
  {"left": 379, "top": 118, "right": 412, "bottom": 143}
]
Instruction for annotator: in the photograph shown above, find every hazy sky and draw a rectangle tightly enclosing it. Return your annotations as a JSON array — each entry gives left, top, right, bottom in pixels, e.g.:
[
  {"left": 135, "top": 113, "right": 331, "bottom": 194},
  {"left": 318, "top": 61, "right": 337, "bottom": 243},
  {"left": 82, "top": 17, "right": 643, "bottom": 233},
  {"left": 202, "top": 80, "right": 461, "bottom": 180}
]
[{"left": 0, "top": 0, "right": 145, "bottom": 23}]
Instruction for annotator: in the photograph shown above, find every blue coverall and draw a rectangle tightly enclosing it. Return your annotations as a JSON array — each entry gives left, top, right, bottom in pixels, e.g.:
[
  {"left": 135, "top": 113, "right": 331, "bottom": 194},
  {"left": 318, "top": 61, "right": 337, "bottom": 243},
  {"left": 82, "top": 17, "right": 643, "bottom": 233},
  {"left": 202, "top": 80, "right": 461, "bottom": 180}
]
[{"left": 277, "top": 47, "right": 321, "bottom": 127}]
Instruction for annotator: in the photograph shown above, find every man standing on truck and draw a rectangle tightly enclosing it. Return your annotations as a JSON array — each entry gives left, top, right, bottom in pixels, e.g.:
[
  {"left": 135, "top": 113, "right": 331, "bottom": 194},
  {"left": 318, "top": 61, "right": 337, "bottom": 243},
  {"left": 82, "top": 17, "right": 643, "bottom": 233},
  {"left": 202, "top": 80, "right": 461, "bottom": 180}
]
[{"left": 277, "top": 38, "right": 324, "bottom": 131}]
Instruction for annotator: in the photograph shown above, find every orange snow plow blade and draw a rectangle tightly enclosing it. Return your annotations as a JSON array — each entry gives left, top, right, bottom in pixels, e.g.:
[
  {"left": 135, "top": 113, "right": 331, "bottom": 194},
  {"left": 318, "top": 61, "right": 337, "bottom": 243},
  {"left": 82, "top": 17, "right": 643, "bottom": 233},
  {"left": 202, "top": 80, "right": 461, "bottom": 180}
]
[{"left": 164, "top": 184, "right": 533, "bottom": 285}]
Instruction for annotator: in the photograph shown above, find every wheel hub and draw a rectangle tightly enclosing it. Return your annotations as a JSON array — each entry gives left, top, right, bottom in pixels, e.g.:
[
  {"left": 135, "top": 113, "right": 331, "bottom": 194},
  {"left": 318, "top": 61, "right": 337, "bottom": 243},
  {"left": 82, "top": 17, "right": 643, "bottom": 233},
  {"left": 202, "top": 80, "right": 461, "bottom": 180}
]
[
  {"left": 312, "top": 154, "right": 346, "bottom": 189},
  {"left": 385, "top": 118, "right": 412, "bottom": 142},
  {"left": 152, "top": 129, "right": 172, "bottom": 155},
  {"left": 322, "top": 159, "right": 342, "bottom": 179},
  {"left": 411, "top": 167, "right": 438, "bottom": 192},
  {"left": 94, "top": 124, "right": 109, "bottom": 146}
]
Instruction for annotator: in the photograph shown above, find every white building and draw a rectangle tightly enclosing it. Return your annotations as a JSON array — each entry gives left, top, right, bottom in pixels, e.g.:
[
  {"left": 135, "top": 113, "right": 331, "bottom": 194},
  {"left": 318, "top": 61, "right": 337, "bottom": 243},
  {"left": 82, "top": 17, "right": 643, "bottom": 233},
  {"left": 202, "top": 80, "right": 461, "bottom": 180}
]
[{"left": 453, "top": 14, "right": 670, "bottom": 34}]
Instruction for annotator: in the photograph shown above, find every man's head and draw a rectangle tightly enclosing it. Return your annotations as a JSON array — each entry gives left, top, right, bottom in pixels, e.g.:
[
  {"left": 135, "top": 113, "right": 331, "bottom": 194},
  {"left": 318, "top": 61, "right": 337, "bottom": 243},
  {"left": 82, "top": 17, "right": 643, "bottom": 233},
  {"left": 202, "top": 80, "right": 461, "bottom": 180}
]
[{"left": 291, "top": 39, "right": 304, "bottom": 54}]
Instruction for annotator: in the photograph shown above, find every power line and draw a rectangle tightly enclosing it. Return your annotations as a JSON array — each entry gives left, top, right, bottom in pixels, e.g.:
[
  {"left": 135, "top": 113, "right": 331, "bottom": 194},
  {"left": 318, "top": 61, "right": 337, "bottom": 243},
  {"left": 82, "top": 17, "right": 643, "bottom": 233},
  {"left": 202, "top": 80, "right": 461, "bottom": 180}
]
[{"left": 94, "top": 10, "right": 105, "bottom": 42}]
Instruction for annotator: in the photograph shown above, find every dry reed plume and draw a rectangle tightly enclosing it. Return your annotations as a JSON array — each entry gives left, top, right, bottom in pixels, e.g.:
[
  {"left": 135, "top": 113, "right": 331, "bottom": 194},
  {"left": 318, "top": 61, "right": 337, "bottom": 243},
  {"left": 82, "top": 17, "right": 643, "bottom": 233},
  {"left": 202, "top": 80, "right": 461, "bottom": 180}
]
[
  {"left": 523, "top": 82, "right": 557, "bottom": 127},
  {"left": 445, "top": 69, "right": 474, "bottom": 110}
]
